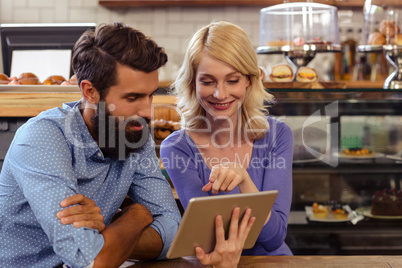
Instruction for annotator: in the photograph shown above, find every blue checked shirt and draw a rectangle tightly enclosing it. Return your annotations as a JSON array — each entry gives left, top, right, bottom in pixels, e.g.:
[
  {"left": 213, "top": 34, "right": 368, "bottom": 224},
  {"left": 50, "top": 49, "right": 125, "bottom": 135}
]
[{"left": 0, "top": 101, "right": 181, "bottom": 268}]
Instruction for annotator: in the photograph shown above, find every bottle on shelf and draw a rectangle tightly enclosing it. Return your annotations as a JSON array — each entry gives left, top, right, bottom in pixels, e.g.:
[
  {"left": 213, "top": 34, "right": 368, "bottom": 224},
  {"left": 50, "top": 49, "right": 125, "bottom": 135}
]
[
  {"left": 370, "top": 53, "right": 389, "bottom": 82},
  {"left": 352, "top": 54, "right": 371, "bottom": 81},
  {"left": 334, "top": 29, "right": 344, "bottom": 81},
  {"left": 341, "top": 28, "right": 357, "bottom": 81}
]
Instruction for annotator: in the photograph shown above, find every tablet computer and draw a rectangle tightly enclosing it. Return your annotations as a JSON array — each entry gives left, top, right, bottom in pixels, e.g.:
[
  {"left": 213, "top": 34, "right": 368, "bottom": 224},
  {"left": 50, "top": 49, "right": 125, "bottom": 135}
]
[{"left": 166, "top": 190, "right": 278, "bottom": 259}]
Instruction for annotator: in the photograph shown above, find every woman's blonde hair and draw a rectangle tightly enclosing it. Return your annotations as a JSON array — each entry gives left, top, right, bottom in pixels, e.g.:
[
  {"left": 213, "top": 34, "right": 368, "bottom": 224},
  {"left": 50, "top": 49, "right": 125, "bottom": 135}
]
[{"left": 173, "top": 21, "right": 274, "bottom": 140}]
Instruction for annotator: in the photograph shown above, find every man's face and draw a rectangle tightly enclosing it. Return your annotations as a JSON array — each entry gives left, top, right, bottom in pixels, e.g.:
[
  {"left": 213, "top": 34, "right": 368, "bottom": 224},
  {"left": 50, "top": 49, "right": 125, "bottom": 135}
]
[{"left": 91, "top": 64, "right": 159, "bottom": 160}]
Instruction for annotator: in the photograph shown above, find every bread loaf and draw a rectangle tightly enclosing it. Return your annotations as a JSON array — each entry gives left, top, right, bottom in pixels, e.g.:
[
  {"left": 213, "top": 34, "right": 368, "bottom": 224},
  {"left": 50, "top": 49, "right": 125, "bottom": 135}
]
[
  {"left": 17, "top": 72, "right": 40, "bottom": 85},
  {"left": 367, "top": 32, "right": 386, "bottom": 45},
  {"left": 0, "top": 73, "right": 10, "bottom": 84}
]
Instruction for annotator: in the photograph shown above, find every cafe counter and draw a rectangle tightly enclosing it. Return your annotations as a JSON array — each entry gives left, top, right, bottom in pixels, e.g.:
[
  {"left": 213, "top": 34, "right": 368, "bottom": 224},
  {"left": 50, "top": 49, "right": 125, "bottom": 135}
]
[
  {"left": 124, "top": 255, "right": 402, "bottom": 267},
  {"left": 0, "top": 85, "right": 176, "bottom": 117}
]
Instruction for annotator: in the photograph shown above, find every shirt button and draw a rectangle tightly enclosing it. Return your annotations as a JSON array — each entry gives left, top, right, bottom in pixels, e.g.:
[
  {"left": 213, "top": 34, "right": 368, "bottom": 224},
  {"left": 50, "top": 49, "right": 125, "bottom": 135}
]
[{"left": 98, "top": 152, "right": 102, "bottom": 157}]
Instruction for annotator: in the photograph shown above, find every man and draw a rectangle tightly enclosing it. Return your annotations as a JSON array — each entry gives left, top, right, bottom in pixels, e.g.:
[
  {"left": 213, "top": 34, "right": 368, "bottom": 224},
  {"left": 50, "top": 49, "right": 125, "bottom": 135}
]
[{"left": 0, "top": 22, "right": 181, "bottom": 268}]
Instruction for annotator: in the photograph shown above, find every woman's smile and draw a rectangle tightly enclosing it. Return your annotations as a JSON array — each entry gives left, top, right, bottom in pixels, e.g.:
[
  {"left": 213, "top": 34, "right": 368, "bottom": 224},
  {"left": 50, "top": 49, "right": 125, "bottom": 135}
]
[{"left": 209, "top": 100, "right": 235, "bottom": 110}]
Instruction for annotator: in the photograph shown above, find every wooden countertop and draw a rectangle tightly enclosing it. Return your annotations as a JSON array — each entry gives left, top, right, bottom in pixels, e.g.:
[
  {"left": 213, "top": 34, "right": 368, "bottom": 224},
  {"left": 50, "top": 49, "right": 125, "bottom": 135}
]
[
  {"left": 0, "top": 86, "right": 177, "bottom": 117},
  {"left": 0, "top": 80, "right": 386, "bottom": 117},
  {"left": 124, "top": 255, "right": 402, "bottom": 267}
]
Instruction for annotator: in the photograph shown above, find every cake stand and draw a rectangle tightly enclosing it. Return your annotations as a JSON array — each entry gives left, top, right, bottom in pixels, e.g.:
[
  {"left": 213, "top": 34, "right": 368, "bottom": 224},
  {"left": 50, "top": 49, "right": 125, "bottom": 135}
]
[
  {"left": 256, "top": 44, "right": 341, "bottom": 81},
  {"left": 358, "top": 45, "right": 402, "bottom": 89}
]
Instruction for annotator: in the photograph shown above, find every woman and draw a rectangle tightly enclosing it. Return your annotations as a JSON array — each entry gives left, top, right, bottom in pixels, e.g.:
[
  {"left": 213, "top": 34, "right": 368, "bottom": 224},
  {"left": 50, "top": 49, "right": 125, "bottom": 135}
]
[{"left": 160, "top": 21, "right": 293, "bottom": 263}]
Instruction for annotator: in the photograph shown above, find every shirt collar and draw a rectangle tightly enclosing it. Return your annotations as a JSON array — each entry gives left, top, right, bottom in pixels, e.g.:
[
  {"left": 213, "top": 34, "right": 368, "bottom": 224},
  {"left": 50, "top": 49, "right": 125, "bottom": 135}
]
[{"left": 63, "top": 101, "right": 105, "bottom": 160}]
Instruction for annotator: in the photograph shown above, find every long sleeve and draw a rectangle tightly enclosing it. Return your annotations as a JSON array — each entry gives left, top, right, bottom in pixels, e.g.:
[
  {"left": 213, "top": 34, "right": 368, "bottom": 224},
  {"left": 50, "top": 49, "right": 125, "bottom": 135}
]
[
  {"left": 160, "top": 117, "right": 293, "bottom": 256},
  {"left": 247, "top": 118, "right": 293, "bottom": 254},
  {"left": 127, "top": 141, "right": 181, "bottom": 259},
  {"left": 5, "top": 118, "right": 104, "bottom": 267}
]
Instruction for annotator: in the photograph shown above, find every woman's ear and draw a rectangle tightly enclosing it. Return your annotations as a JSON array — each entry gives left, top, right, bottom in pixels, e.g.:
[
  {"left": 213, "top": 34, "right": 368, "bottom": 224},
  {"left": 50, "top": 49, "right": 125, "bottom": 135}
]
[
  {"left": 81, "top": 80, "right": 99, "bottom": 104},
  {"left": 246, "top": 75, "right": 251, "bottom": 88}
]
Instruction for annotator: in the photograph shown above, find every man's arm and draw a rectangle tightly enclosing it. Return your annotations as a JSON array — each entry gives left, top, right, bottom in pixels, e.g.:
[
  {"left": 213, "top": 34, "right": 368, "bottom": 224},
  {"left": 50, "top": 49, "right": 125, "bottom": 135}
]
[
  {"left": 93, "top": 203, "right": 154, "bottom": 268},
  {"left": 129, "top": 225, "right": 163, "bottom": 260},
  {"left": 58, "top": 194, "right": 163, "bottom": 265}
]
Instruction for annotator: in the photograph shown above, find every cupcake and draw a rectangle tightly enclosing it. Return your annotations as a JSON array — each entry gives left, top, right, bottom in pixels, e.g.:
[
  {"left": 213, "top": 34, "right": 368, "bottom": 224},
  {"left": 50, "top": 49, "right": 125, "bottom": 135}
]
[{"left": 312, "top": 202, "right": 329, "bottom": 219}]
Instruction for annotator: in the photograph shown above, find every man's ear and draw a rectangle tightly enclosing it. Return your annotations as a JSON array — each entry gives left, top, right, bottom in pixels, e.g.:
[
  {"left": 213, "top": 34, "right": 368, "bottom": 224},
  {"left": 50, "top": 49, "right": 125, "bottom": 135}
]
[{"left": 81, "top": 80, "right": 99, "bottom": 104}]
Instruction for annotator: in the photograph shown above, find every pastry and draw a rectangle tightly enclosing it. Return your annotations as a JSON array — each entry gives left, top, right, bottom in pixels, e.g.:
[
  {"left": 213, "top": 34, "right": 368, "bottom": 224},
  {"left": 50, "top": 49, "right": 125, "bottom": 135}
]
[
  {"left": 391, "top": 33, "right": 402, "bottom": 45},
  {"left": 42, "top": 78, "right": 56, "bottom": 85},
  {"left": 51, "top": 75, "right": 66, "bottom": 85},
  {"left": 17, "top": 72, "right": 40, "bottom": 85},
  {"left": 151, "top": 119, "right": 181, "bottom": 140},
  {"left": 312, "top": 202, "right": 329, "bottom": 219},
  {"left": 306, "top": 37, "right": 332, "bottom": 45},
  {"left": 371, "top": 189, "right": 402, "bottom": 216},
  {"left": 332, "top": 208, "right": 349, "bottom": 220},
  {"left": 68, "top": 74, "right": 78, "bottom": 85},
  {"left": 379, "top": 20, "right": 400, "bottom": 38},
  {"left": 367, "top": 32, "right": 386, "bottom": 45},
  {"left": 155, "top": 129, "right": 171, "bottom": 139},
  {"left": 0, "top": 73, "right": 10, "bottom": 84},
  {"left": 61, "top": 74, "right": 78, "bottom": 86},
  {"left": 8, "top": 77, "right": 19, "bottom": 85},
  {"left": 265, "top": 40, "right": 292, "bottom": 47}
]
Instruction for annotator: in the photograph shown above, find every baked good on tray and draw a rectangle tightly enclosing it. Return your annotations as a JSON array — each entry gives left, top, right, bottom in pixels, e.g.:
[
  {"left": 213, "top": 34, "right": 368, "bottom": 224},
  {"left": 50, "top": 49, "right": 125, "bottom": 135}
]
[
  {"left": 43, "top": 75, "right": 67, "bottom": 85},
  {"left": 311, "top": 202, "right": 329, "bottom": 219},
  {"left": 17, "top": 72, "right": 41, "bottom": 85},
  {"left": 151, "top": 119, "right": 180, "bottom": 140},
  {"left": 0, "top": 73, "right": 10, "bottom": 84},
  {"left": 332, "top": 208, "right": 349, "bottom": 220},
  {"left": 340, "top": 148, "right": 375, "bottom": 157},
  {"left": 371, "top": 189, "right": 402, "bottom": 216},
  {"left": 311, "top": 201, "right": 349, "bottom": 220}
]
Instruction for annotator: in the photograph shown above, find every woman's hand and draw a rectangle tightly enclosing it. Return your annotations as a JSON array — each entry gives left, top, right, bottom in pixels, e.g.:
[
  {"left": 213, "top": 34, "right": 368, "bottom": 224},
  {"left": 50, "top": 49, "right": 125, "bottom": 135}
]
[
  {"left": 203, "top": 163, "right": 257, "bottom": 194},
  {"left": 56, "top": 193, "right": 105, "bottom": 232},
  {"left": 195, "top": 207, "right": 255, "bottom": 268}
]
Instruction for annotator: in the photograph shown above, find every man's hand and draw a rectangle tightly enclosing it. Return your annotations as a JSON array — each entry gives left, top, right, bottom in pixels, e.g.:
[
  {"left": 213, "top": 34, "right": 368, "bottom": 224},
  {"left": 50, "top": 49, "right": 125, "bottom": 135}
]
[
  {"left": 195, "top": 207, "right": 255, "bottom": 268},
  {"left": 57, "top": 194, "right": 105, "bottom": 232}
]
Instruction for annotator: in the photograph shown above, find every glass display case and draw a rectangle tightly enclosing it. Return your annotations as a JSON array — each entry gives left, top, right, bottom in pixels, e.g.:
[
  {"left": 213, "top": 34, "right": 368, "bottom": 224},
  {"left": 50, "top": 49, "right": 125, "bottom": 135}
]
[{"left": 266, "top": 88, "right": 402, "bottom": 255}]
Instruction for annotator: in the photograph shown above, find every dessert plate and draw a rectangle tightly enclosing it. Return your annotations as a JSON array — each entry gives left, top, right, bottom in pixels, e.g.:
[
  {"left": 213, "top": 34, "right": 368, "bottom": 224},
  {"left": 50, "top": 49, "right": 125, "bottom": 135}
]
[
  {"left": 305, "top": 205, "right": 356, "bottom": 222},
  {"left": 356, "top": 206, "right": 402, "bottom": 220},
  {"left": 385, "top": 152, "right": 402, "bottom": 162},
  {"left": 334, "top": 152, "right": 384, "bottom": 159},
  {"left": 293, "top": 158, "right": 321, "bottom": 164}
]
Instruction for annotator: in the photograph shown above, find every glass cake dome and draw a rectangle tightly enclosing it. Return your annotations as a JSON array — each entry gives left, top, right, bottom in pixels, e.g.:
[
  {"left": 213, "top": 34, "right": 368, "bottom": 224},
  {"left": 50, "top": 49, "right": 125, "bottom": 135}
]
[
  {"left": 359, "top": 0, "right": 402, "bottom": 89},
  {"left": 363, "top": 0, "right": 402, "bottom": 46},
  {"left": 258, "top": 2, "right": 340, "bottom": 53}
]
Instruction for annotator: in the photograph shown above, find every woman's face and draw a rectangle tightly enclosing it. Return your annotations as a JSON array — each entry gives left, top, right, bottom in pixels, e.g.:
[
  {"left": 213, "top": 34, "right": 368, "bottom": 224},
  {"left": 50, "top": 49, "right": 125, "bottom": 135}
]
[{"left": 195, "top": 54, "right": 249, "bottom": 124}]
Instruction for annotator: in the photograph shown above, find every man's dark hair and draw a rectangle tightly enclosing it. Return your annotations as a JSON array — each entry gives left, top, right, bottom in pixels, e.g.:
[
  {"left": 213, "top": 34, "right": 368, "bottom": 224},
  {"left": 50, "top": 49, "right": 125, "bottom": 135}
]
[{"left": 72, "top": 22, "right": 168, "bottom": 98}]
